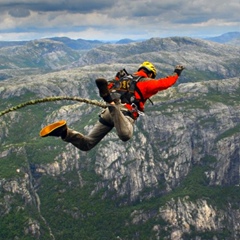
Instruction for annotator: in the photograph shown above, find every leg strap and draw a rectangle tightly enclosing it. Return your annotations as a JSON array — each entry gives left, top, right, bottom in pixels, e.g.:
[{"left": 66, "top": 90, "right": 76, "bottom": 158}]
[{"left": 99, "top": 116, "right": 114, "bottom": 128}]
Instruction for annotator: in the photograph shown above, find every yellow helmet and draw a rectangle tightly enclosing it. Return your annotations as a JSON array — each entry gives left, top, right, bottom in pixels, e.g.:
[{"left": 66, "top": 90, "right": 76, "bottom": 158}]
[{"left": 138, "top": 61, "right": 157, "bottom": 78}]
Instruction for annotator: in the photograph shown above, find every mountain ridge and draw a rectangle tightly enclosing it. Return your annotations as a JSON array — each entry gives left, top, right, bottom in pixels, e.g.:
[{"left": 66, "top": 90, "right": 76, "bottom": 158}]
[
  {"left": 205, "top": 31, "right": 240, "bottom": 44},
  {"left": 0, "top": 31, "right": 240, "bottom": 49},
  {"left": 0, "top": 36, "right": 240, "bottom": 83}
]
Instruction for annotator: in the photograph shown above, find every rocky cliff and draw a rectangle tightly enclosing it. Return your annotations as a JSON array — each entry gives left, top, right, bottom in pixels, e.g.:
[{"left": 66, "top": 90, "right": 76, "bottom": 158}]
[{"left": 0, "top": 62, "right": 240, "bottom": 239}]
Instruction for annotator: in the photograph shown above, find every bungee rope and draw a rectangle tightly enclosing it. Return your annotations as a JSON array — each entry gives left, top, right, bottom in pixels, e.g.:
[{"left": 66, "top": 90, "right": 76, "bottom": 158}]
[{"left": 0, "top": 96, "right": 107, "bottom": 117}]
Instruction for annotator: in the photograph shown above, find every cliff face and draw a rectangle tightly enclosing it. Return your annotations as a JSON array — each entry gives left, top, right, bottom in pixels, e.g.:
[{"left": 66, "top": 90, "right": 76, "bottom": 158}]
[
  {"left": 0, "top": 65, "right": 240, "bottom": 239},
  {"left": 93, "top": 78, "right": 240, "bottom": 197}
]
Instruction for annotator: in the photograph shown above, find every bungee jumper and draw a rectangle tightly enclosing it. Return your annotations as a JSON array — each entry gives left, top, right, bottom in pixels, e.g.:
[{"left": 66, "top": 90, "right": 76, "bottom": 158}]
[{"left": 40, "top": 61, "right": 185, "bottom": 151}]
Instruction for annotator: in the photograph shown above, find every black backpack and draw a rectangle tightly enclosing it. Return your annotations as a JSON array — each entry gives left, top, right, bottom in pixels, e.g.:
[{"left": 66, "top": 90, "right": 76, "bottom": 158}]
[{"left": 109, "top": 69, "right": 153, "bottom": 110}]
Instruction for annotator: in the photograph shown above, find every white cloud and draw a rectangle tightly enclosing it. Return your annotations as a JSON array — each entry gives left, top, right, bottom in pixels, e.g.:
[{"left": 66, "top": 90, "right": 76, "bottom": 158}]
[{"left": 0, "top": 0, "right": 239, "bottom": 41}]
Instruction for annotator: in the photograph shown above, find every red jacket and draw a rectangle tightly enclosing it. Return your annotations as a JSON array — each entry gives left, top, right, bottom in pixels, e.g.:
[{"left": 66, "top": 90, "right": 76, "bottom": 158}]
[{"left": 110, "top": 69, "right": 179, "bottom": 119}]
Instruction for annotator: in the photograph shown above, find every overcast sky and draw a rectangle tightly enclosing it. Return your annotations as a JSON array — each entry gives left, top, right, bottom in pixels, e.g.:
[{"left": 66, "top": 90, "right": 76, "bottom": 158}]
[{"left": 0, "top": 0, "right": 239, "bottom": 41}]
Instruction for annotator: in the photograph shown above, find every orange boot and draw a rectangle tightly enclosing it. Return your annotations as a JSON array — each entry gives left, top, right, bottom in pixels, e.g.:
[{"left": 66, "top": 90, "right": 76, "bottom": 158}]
[{"left": 40, "top": 120, "right": 67, "bottom": 138}]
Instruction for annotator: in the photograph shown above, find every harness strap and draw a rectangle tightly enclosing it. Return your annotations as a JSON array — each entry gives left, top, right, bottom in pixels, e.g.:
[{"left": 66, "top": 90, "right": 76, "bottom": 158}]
[
  {"left": 134, "top": 81, "right": 153, "bottom": 105},
  {"left": 99, "top": 116, "right": 114, "bottom": 128},
  {"left": 99, "top": 107, "right": 135, "bottom": 127},
  {"left": 121, "top": 109, "right": 135, "bottom": 120},
  {"left": 109, "top": 70, "right": 154, "bottom": 110},
  {"left": 134, "top": 84, "right": 145, "bottom": 103},
  {"left": 148, "top": 98, "right": 154, "bottom": 105}
]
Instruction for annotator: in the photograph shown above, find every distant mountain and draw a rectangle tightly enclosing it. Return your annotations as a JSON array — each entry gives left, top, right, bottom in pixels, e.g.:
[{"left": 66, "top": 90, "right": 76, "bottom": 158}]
[
  {"left": 205, "top": 31, "right": 240, "bottom": 45},
  {"left": 77, "top": 36, "right": 240, "bottom": 82},
  {"left": 115, "top": 38, "right": 138, "bottom": 44},
  {"left": 0, "top": 36, "right": 240, "bottom": 83},
  {"left": 48, "top": 37, "right": 105, "bottom": 50},
  {"left": 0, "top": 37, "right": 105, "bottom": 50},
  {"left": 0, "top": 39, "right": 81, "bottom": 71},
  {"left": 48, "top": 37, "right": 142, "bottom": 48},
  {"left": 0, "top": 40, "right": 28, "bottom": 48},
  {"left": 1, "top": 32, "right": 239, "bottom": 50}
]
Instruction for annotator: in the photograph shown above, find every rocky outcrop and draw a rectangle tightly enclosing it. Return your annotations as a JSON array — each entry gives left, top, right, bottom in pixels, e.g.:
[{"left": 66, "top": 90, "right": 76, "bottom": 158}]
[{"left": 156, "top": 197, "right": 240, "bottom": 240}]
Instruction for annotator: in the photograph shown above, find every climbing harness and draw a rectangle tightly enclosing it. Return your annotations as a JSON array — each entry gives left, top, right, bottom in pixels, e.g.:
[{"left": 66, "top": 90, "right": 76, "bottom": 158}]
[
  {"left": 131, "top": 103, "right": 145, "bottom": 116},
  {"left": 109, "top": 68, "right": 153, "bottom": 111}
]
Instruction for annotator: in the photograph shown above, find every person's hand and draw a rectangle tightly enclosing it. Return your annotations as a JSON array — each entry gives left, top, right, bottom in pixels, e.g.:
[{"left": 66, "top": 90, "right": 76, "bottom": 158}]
[{"left": 174, "top": 65, "right": 185, "bottom": 76}]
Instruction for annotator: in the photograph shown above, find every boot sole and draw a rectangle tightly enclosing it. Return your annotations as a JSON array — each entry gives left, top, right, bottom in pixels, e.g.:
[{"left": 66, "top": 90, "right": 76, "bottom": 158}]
[{"left": 40, "top": 120, "right": 67, "bottom": 137}]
